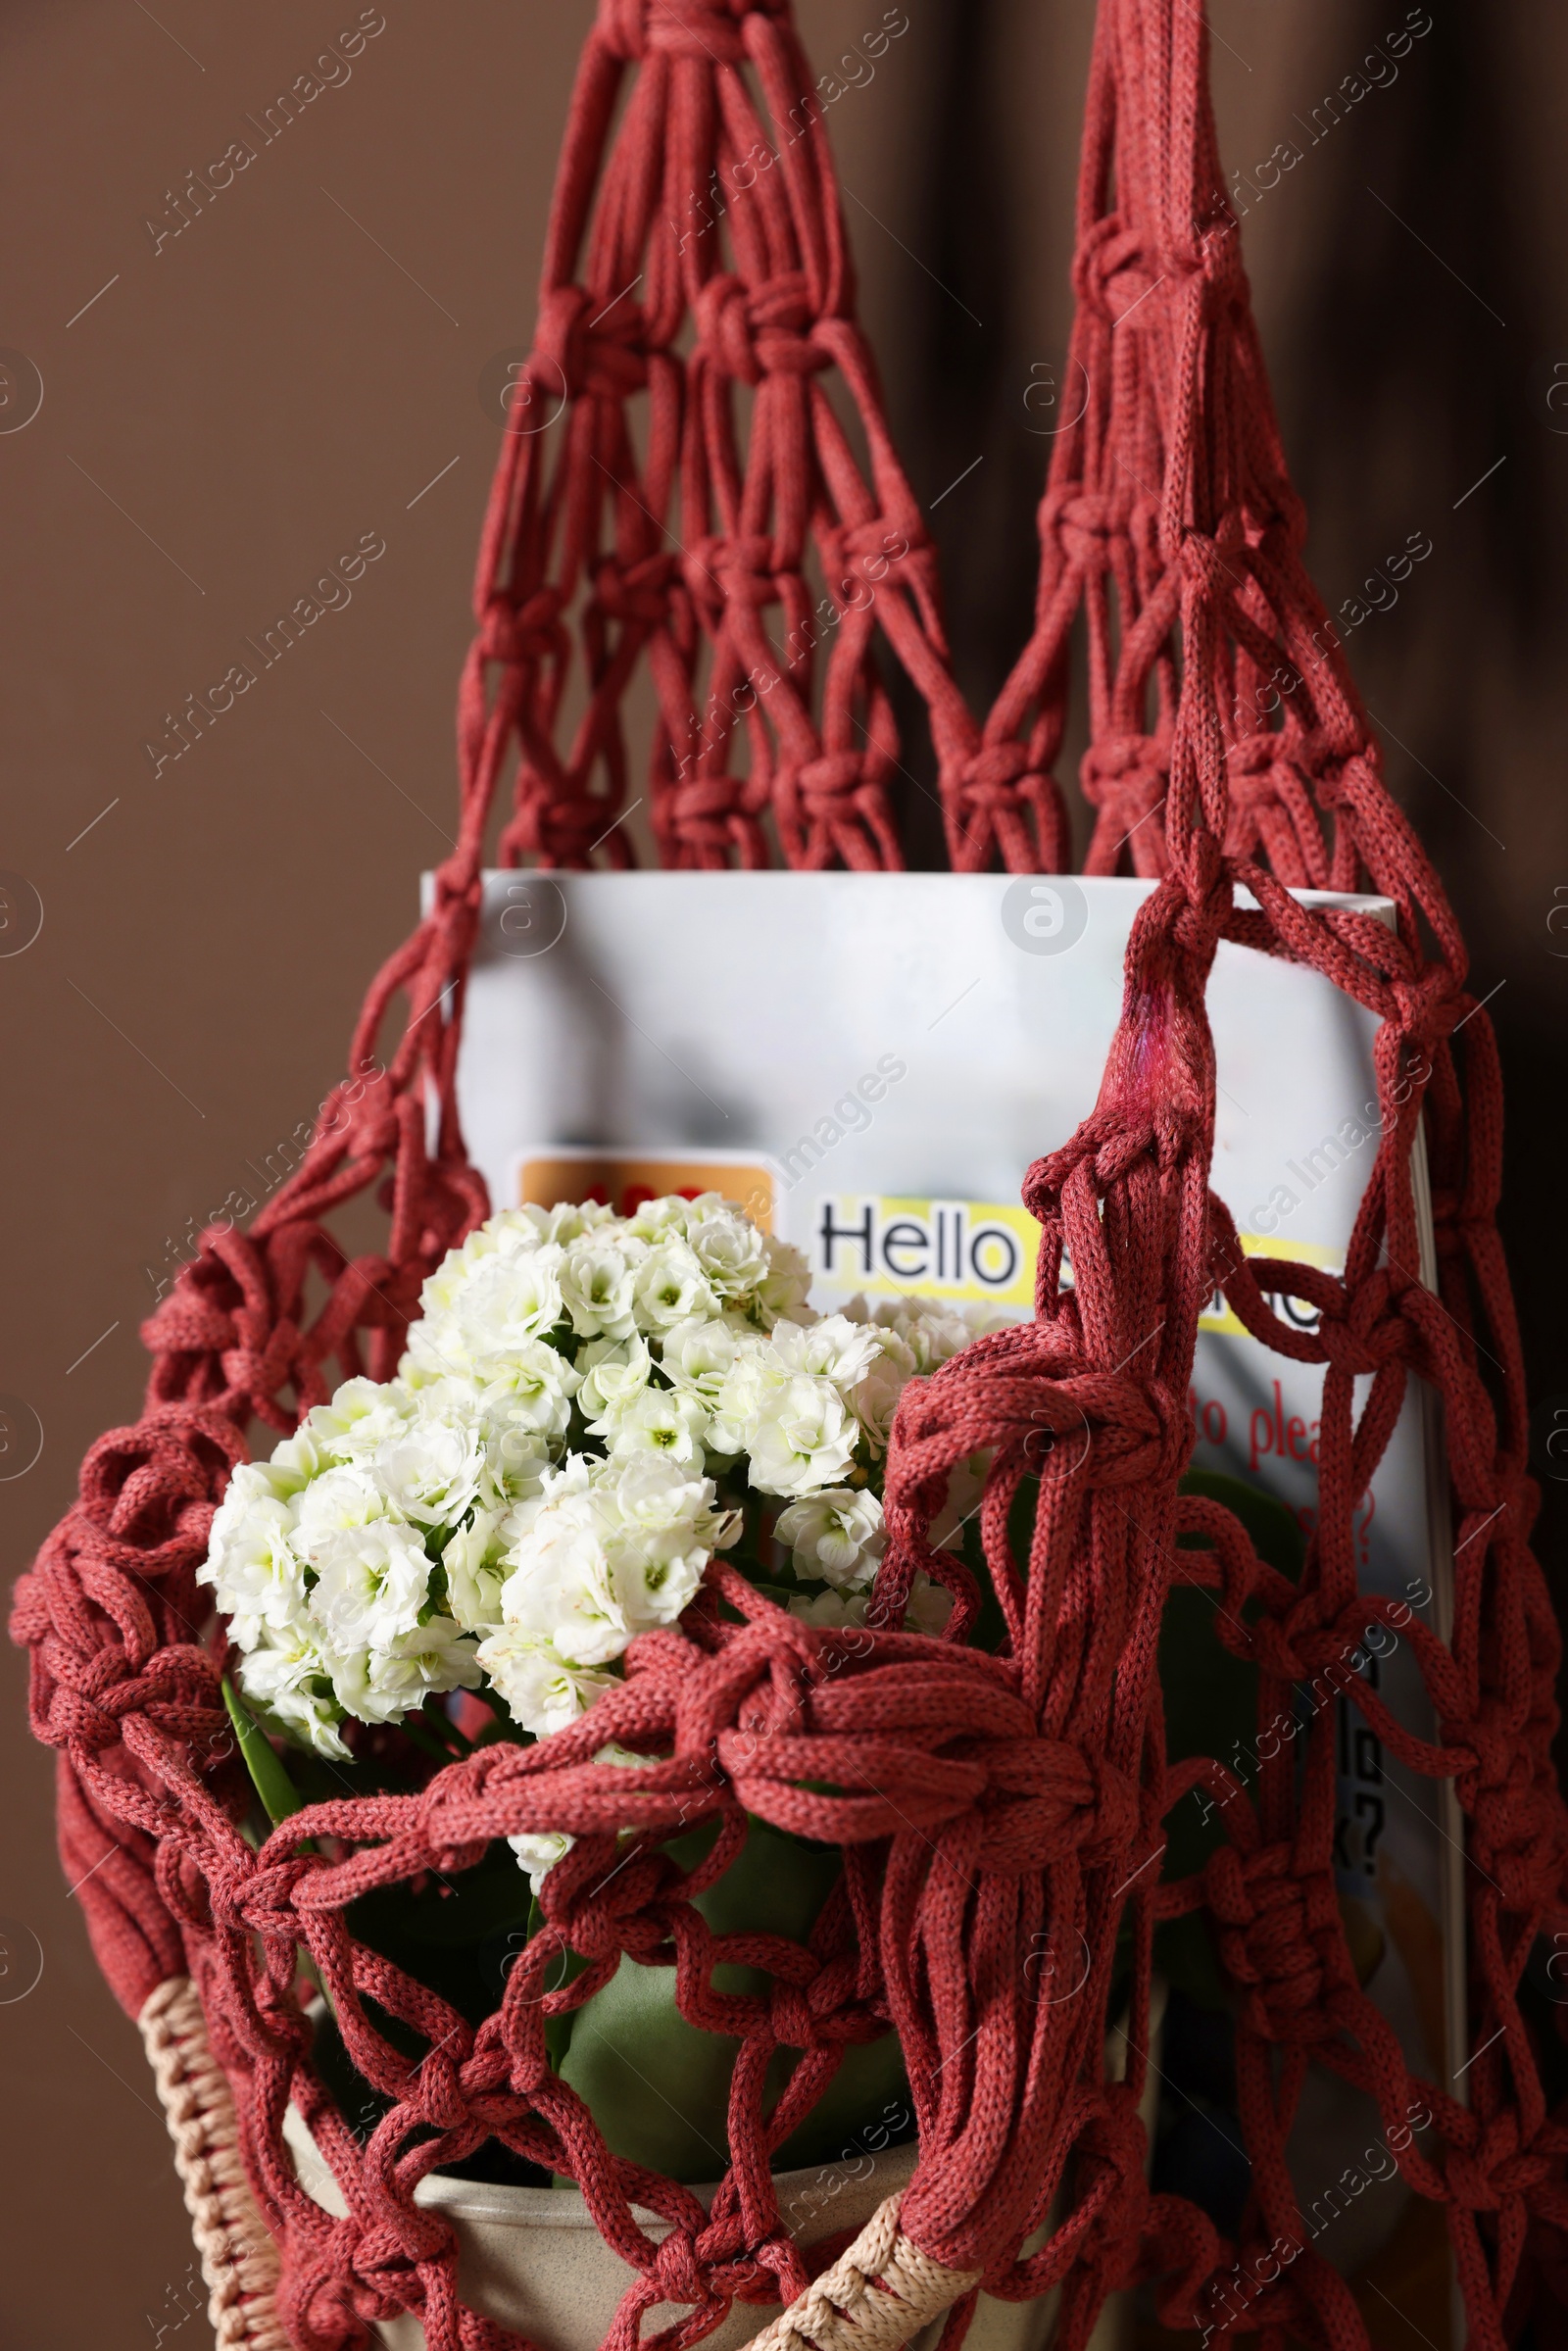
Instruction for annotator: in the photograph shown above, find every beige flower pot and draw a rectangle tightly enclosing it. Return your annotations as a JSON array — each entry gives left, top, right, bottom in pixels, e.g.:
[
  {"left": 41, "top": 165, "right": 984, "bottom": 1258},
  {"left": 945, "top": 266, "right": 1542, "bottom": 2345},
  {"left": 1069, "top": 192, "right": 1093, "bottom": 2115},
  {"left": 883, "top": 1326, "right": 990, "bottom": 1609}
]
[
  {"left": 140, "top": 1977, "right": 1142, "bottom": 2351},
  {"left": 281, "top": 2106, "right": 1090, "bottom": 2351}
]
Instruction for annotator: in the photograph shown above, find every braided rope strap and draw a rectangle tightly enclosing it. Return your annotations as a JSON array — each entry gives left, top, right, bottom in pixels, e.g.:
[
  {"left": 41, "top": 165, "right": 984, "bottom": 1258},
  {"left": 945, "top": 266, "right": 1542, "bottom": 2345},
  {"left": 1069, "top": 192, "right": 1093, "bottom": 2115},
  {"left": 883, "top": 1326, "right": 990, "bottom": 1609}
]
[
  {"left": 750, "top": 2194, "right": 981, "bottom": 2351},
  {"left": 138, "top": 1977, "right": 290, "bottom": 2351}
]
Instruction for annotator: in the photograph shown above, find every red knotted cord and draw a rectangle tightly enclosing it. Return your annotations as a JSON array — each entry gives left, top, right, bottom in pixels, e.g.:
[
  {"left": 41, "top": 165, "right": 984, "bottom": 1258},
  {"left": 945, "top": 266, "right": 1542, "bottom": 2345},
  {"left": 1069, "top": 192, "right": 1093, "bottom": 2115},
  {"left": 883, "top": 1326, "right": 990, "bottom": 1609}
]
[{"left": 13, "top": 2, "right": 1568, "bottom": 2346}]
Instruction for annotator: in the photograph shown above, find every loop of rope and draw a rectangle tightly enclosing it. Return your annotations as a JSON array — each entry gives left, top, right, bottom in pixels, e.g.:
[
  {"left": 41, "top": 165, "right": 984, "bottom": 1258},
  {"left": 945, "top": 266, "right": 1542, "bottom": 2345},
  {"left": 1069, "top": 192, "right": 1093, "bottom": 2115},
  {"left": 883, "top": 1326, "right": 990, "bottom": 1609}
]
[{"left": 596, "top": 0, "right": 780, "bottom": 67}]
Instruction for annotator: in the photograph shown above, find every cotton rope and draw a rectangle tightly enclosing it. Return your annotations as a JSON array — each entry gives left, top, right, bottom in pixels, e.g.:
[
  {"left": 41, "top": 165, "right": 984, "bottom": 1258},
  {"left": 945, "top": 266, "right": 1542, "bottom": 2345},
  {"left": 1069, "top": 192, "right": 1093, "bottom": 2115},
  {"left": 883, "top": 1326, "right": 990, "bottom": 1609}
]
[
  {"left": 139, "top": 1976, "right": 291, "bottom": 2351},
  {"left": 748, "top": 2197, "right": 982, "bottom": 2351}
]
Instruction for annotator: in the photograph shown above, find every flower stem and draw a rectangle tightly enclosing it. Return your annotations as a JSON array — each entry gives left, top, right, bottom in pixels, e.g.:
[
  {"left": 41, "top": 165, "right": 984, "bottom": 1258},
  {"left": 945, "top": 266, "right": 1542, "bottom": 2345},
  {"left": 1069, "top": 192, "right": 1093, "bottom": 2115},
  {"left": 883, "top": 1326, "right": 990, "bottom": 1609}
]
[{"left": 222, "top": 1677, "right": 305, "bottom": 1825}]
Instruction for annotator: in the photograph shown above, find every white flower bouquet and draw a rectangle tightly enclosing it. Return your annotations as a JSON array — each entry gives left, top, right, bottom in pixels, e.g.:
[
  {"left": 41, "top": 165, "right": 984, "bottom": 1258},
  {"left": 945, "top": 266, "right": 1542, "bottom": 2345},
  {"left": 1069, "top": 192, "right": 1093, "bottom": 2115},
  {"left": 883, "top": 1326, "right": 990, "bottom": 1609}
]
[{"left": 200, "top": 1193, "right": 997, "bottom": 2180}]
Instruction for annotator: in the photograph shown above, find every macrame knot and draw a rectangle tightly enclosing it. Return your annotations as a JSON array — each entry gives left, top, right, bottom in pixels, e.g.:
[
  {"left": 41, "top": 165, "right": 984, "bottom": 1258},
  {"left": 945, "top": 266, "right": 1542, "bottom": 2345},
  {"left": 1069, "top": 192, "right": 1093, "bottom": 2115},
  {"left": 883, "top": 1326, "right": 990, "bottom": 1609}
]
[
  {"left": 141, "top": 1283, "right": 237, "bottom": 1362},
  {"left": 526, "top": 282, "right": 648, "bottom": 404},
  {"left": 1224, "top": 731, "right": 1292, "bottom": 794},
  {"left": 86, "top": 1428, "right": 206, "bottom": 1539},
  {"left": 48, "top": 1657, "right": 147, "bottom": 1758},
  {"left": 540, "top": 1866, "right": 659, "bottom": 1966},
  {"left": 238, "top": 1850, "right": 322, "bottom": 1941},
  {"left": 836, "top": 514, "right": 916, "bottom": 572},
  {"left": 77, "top": 1412, "right": 237, "bottom": 1575},
  {"left": 591, "top": 551, "right": 677, "bottom": 625},
  {"left": 1067, "top": 2082, "right": 1152, "bottom": 2277},
  {"left": 1178, "top": 520, "right": 1245, "bottom": 601},
  {"left": 1196, "top": 223, "right": 1244, "bottom": 310},
  {"left": 687, "top": 533, "right": 780, "bottom": 614},
  {"left": 1152, "top": 227, "right": 1245, "bottom": 329},
  {"left": 355, "top": 2189, "right": 463, "bottom": 2281},
  {"left": 508, "top": 767, "right": 625, "bottom": 867},
  {"left": 696, "top": 271, "right": 825, "bottom": 383},
  {"left": 1315, "top": 1292, "right": 1407, "bottom": 1381},
  {"left": 1391, "top": 963, "right": 1464, "bottom": 1055},
  {"left": 958, "top": 739, "right": 1034, "bottom": 809},
  {"left": 887, "top": 1327, "right": 1186, "bottom": 1499},
  {"left": 1080, "top": 734, "right": 1168, "bottom": 873},
  {"left": 1458, "top": 1724, "right": 1568, "bottom": 1909},
  {"left": 1078, "top": 1374, "right": 1184, "bottom": 1490},
  {"left": 1239, "top": 1602, "right": 1326, "bottom": 1688},
  {"left": 333, "top": 1078, "right": 401, "bottom": 1163},
  {"left": 649, "top": 2225, "right": 716, "bottom": 2312},
  {"left": 1284, "top": 721, "right": 1358, "bottom": 783},
  {"left": 1203, "top": 1845, "right": 1348, "bottom": 2043},
  {"left": 412, "top": 2048, "right": 472, "bottom": 2135},
  {"left": 1220, "top": 732, "right": 1333, "bottom": 884},
  {"left": 1170, "top": 866, "right": 1234, "bottom": 963},
  {"left": 1444, "top": 2112, "right": 1555, "bottom": 2214},
  {"left": 220, "top": 1315, "right": 305, "bottom": 1410},
  {"left": 819, "top": 506, "right": 932, "bottom": 621},
  {"left": 1071, "top": 216, "right": 1158, "bottom": 324},
  {"left": 480, "top": 585, "right": 566, "bottom": 664},
  {"left": 668, "top": 770, "right": 755, "bottom": 844},
  {"left": 1091, "top": 733, "right": 1165, "bottom": 790},
  {"left": 1080, "top": 733, "right": 1165, "bottom": 806},
  {"left": 597, "top": 0, "right": 774, "bottom": 64},
  {"left": 762, "top": 1981, "right": 810, "bottom": 2051},
  {"left": 529, "top": 283, "right": 594, "bottom": 401},
  {"left": 972, "top": 1741, "right": 1136, "bottom": 1873},
  {"left": 585, "top": 324, "right": 651, "bottom": 404},
  {"left": 794, "top": 751, "right": 872, "bottom": 814},
  {"left": 1054, "top": 493, "right": 1121, "bottom": 572}
]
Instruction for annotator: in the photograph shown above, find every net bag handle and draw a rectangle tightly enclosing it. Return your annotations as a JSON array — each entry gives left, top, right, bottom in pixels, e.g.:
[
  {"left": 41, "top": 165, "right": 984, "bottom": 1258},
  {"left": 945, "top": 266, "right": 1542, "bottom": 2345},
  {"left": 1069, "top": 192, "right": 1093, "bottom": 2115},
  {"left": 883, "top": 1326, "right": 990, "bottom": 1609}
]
[
  {"left": 877, "top": 4, "right": 1566, "bottom": 2343},
  {"left": 7, "top": 12, "right": 1028, "bottom": 2348},
  {"left": 459, "top": 0, "right": 987, "bottom": 875}
]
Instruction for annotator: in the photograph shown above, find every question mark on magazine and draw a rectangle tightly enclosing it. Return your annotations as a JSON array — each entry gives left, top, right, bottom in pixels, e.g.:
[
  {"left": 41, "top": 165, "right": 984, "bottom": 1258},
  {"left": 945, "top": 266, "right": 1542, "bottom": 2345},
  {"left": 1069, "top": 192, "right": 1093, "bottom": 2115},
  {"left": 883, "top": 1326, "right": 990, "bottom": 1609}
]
[{"left": 1352, "top": 1790, "right": 1386, "bottom": 1876}]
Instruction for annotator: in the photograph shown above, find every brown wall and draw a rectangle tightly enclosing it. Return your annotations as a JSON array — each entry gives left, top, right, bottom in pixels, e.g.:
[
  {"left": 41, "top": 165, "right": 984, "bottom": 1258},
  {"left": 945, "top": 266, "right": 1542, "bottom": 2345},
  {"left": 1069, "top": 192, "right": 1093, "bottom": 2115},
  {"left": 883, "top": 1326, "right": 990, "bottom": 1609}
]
[{"left": 1, "top": 2, "right": 1563, "bottom": 2342}]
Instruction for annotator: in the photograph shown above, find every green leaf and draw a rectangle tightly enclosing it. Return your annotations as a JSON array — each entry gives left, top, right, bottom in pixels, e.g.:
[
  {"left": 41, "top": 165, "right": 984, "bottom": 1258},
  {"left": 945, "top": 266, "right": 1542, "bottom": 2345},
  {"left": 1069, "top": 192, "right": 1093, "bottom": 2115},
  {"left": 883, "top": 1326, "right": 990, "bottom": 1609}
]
[
  {"left": 1178, "top": 1467, "right": 1306, "bottom": 1584},
  {"left": 556, "top": 1817, "right": 907, "bottom": 2183},
  {"left": 222, "top": 1677, "right": 305, "bottom": 1825},
  {"left": 966, "top": 1470, "right": 1305, "bottom": 2015},
  {"left": 1162, "top": 1470, "right": 1304, "bottom": 1863},
  {"left": 400, "top": 1710, "right": 463, "bottom": 1768},
  {"left": 1149, "top": 1471, "right": 1308, "bottom": 2009}
]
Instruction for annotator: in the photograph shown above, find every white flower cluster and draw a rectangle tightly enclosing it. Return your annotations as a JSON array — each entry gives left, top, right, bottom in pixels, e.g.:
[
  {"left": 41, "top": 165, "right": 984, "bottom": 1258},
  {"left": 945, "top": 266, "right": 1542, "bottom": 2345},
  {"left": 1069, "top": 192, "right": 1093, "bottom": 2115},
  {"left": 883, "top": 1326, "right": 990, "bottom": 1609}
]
[{"left": 199, "top": 1194, "right": 991, "bottom": 1779}]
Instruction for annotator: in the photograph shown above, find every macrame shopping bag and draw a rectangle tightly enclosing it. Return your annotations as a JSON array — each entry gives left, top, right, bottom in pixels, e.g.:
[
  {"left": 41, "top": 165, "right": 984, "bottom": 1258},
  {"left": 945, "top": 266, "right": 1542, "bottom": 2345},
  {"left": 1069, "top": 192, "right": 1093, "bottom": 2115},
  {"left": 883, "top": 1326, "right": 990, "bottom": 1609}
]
[{"left": 14, "top": 2, "right": 1568, "bottom": 2348}]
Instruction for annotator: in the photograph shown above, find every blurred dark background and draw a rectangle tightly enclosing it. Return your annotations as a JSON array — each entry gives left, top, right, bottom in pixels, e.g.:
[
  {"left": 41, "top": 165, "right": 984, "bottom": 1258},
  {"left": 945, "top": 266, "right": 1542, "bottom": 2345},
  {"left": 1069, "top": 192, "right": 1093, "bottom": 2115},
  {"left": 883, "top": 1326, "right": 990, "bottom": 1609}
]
[{"left": 2, "top": 2, "right": 1564, "bottom": 2341}]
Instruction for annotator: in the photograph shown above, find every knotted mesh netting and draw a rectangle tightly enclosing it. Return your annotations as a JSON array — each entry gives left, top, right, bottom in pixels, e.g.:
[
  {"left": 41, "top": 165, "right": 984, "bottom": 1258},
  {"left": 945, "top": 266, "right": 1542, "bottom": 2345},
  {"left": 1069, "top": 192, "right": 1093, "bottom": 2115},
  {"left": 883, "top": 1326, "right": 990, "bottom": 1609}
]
[{"left": 13, "top": 3, "right": 1568, "bottom": 2347}]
